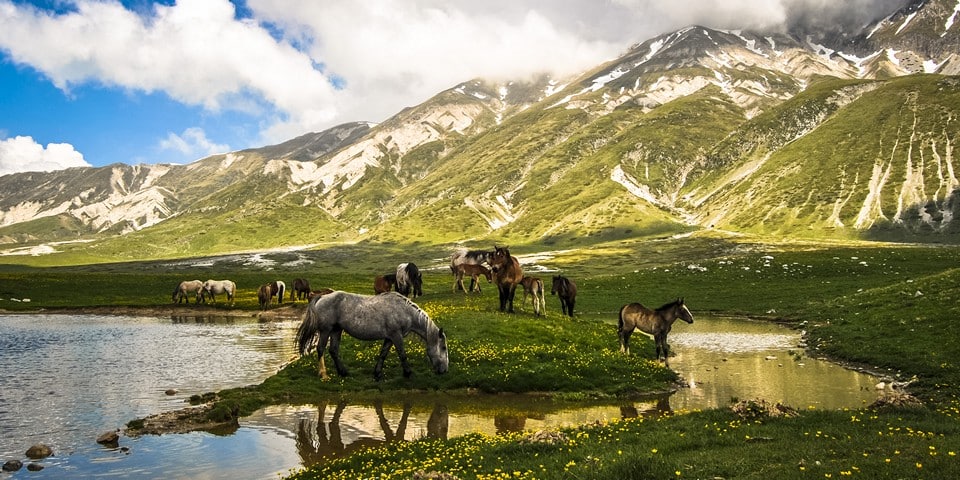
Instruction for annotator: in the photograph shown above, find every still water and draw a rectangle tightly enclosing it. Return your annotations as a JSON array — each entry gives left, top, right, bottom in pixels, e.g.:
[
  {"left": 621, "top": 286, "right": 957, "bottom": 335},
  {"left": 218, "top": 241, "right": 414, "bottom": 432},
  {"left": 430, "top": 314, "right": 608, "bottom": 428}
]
[{"left": 0, "top": 314, "right": 879, "bottom": 479}]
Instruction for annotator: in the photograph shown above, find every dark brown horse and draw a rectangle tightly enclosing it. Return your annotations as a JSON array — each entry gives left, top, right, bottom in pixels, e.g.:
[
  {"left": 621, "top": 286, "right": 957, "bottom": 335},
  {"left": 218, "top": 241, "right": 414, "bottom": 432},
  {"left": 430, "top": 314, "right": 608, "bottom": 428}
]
[
  {"left": 519, "top": 276, "right": 545, "bottom": 316},
  {"left": 618, "top": 298, "right": 693, "bottom": 364},
  {"left": 453, "top": 264, "right": 492, "bottom": 293},
  {"left": 551, "top": 275, "right": 577, "bottom": 318},
  {"left": 489, "top": 246, "right": 523, "bottom": 313},
  {"left": 291, "top": 278, "right": 311, "bottom": 301},
  {"left": 374, "top": 274, "right": 397, "bottom": 294}
]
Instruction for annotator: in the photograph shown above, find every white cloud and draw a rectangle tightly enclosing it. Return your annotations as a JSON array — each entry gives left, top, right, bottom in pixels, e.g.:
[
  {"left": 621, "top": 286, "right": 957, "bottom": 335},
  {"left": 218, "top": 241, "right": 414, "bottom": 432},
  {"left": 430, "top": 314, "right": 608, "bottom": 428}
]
[
  {"left": 159, "top": 127, "right": 230, "bottom": 160},
  {"left": 0, "top": 0, "right": 907, "bottom": 157},
  {"left": 0, "top": 136, "right": 90, "bottom": 175},
  {"left": 0, "top": 0, "right": 339, "bottom": 143}
]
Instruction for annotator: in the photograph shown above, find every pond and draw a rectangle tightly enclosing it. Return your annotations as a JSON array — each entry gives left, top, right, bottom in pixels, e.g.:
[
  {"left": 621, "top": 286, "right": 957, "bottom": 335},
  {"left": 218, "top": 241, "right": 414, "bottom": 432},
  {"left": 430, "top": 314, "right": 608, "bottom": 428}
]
[{"left": 0, "top": 313, "right": 879, "bottom": 479}]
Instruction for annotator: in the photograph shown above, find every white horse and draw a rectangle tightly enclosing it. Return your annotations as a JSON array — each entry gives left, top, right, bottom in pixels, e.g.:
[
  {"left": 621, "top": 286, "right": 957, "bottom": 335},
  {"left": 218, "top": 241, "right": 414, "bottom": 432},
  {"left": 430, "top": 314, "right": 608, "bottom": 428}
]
[{"left": 202, "top": 279, "right": 236, "bottom": 304}]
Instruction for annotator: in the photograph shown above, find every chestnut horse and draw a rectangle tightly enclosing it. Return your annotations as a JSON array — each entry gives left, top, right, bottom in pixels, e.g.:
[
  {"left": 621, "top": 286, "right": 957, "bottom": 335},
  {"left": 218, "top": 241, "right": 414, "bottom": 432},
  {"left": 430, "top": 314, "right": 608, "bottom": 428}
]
[
  {"left": 257, "top": 283, "right": 273, "bottom": 310},
  {"left": 375, "top": 274, "right": 397, "bottom": 294},
  {"left": 489, "top": 246, "right": 523, "bottom": 313},
  {"left": 453, "top": 264, "right": 492, "bottom": 293}
]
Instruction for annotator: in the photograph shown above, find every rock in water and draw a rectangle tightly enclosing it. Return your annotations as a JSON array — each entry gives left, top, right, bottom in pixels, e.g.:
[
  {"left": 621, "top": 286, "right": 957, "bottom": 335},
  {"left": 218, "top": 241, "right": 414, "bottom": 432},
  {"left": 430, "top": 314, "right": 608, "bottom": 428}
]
[
  {"left": 25, "top": 444, "right": 53, "bottom": 459},
  {"left": 97, "top": 430, "right": 120, "bottom": 446},
  {"left": 2, "top": 460, "right": 23, "bottom": 472}
]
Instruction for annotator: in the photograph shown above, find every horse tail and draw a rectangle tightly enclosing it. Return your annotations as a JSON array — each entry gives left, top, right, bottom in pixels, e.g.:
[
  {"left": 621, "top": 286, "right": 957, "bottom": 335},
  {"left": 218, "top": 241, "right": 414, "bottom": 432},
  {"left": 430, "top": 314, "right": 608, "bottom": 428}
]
[
  {"left": 172, "top": 284, "right": 179, "bottom": 301},
  {"left": 296, "top": 299, "right": 321, "bottom": 356},
  {"left": 617, "top": 304, "right": 627, "bottom": 333}
]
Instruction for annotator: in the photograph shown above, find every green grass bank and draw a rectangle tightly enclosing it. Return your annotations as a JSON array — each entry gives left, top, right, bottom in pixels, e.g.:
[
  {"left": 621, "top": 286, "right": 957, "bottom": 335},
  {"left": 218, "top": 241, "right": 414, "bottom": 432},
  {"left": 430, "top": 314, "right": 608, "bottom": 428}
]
[{"left": 2, "top": 235, "right": 959, "bottom": 478}]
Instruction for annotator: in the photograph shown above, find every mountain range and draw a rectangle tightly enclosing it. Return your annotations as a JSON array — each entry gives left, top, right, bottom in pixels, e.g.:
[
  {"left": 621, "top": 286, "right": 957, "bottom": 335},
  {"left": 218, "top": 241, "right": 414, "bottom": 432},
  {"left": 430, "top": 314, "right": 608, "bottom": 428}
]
[{"left": 2, "top": 0, "right": 959, "bottom": 261}]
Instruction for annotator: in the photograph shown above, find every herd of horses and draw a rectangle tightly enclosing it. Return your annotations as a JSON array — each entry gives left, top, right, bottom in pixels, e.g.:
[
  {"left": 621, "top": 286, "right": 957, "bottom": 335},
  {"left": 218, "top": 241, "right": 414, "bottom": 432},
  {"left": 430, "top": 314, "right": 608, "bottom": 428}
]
[{"left": 173, "top": 245, "right": 694, "bottom": 380}]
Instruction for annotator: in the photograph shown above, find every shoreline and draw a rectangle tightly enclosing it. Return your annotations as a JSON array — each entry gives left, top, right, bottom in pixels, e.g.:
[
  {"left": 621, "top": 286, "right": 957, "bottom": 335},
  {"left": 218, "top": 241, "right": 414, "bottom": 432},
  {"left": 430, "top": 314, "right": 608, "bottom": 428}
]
[{"left": 0, "top": 303, "right": 307, "bottom": 320}]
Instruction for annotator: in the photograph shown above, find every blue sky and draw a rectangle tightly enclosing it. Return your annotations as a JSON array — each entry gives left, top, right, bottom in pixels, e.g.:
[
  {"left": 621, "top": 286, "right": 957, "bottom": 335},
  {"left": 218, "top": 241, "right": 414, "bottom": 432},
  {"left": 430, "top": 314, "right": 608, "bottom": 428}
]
[{"left": 0, "top": 0, "right": 900, "bottom": 175}]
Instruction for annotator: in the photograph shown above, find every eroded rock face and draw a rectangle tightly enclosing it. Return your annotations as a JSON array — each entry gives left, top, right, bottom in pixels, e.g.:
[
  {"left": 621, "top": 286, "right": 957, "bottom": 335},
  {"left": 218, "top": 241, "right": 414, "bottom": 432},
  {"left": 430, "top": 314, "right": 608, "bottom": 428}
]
[{"left": 25, "top": 443, "right": 53, "bottom": 459}]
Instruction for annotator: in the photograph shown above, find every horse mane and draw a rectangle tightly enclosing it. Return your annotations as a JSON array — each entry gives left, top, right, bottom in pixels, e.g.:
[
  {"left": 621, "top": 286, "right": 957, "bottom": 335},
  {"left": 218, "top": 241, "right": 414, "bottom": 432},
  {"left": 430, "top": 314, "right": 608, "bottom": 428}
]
[
  {"left": 388, "top": 292, "right": 435, "bottom": 334},
  {"left": 656, "top": 298, "right": 684, "bottom": 312}
]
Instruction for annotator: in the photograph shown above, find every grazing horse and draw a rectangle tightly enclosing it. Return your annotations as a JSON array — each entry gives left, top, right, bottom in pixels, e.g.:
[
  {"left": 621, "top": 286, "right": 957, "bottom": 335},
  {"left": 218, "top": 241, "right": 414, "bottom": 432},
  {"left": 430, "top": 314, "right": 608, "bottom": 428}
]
[
  {"left": 453, "top": 264, "right": 492, "bottom": 293},
  {"left": 374, "top": 274, "right": 397, "bottom": 294},
  {"left": 270, "top": 280, "right": 286, "bottom": 304},
  {"left": 291, "top": 278, "right": 311, "bottom": 301},
  {"left": 551, "top": 275, "right": 577, "bottom": 318},
  {"left": 202, "top": 279, "right": 236, "bottom": 305},
  {"left": 450, "top": 248, "right": 492, "bottom": 291},
  {"left": 618, "top": 298, "right": 694, "bottom": 364},
  {"left": 172, "top": 280, "right": 204, "bottom": 304},
  {"left": 257, "top": 283, "right": 273, "bottom": 310},
  {"left": 489, "top": 246, "right": 523, "bottom": 313},
  {"left": 396, "top": 263, "right": 423, "bottom": 298},
  {"left": 520, "top": 276, "right": 545, "bottom": 316},
  {"left": 296, "top": 291, "right": 449, "bottom": 381}
]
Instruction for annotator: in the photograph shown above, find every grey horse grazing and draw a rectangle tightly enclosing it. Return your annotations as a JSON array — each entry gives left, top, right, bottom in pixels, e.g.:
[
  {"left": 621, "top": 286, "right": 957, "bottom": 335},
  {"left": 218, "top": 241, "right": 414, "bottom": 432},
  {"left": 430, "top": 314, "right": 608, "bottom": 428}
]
[
  {"left": 202, "top": 279, "right": 236, "bottom": 304},
  {"left": 296, "top": 291, "right": 448, "bottom": 381},
  {"left": 172, "top": 280, "right": 204, "bottom": 304},
  {"left": 618, "top": 298, "right": 694, "bottom": 364}
]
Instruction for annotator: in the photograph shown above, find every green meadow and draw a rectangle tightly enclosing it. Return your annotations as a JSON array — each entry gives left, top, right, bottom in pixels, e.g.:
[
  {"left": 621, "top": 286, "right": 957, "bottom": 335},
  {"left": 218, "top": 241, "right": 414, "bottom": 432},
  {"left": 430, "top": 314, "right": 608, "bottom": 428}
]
[{"left": 2, "top": 234, "right": 959, "bottom": 478}]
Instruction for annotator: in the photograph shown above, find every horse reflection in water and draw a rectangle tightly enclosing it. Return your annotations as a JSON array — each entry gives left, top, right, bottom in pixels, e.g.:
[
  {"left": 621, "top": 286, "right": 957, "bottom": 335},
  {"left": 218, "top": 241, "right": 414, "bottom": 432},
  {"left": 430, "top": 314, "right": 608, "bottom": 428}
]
[{"left": 295, "top": 400, "right": 449, "bottom": 465}]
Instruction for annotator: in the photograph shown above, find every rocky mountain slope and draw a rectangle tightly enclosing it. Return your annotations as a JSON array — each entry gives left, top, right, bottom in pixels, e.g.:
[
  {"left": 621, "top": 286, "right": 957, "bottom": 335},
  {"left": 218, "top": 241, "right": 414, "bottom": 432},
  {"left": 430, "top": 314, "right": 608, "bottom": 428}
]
[{"left": 1, "top": 0, "right": 958, "bottom": 260}]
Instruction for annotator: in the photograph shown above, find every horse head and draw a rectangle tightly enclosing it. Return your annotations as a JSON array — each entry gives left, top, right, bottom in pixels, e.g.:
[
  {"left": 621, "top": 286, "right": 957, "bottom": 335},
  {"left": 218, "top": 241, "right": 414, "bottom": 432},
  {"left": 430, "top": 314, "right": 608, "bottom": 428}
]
[
  {"left": 675, "top": 298, "right": 694, "bottom": 324},
  {"left": 491, "top": 245, "right": 511, "bottom": 267},
  {"left": 551, "top": 275, "right": 563, "bottom": 295},
  {"left": 427, "top": 327, "right": 449, "bottom": 374}
]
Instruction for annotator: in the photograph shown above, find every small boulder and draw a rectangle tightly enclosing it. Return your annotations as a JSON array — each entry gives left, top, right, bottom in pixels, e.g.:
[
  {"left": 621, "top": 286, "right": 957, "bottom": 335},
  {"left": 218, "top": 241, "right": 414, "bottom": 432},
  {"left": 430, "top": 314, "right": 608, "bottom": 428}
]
[
  {"left": 2, "top": 460, "right": 23, "bottom": 472},
  {"left": 97, "top": 430, "right": 120, "bottom": 446},
  {"left": 27, "top": 462, "right": 44, "bottom": 472},
  {"left": 25, "top": 444, "right": 53, "bottom": 459},
  {"left": 165, "top": 389, "right": 178, "bottom": 396}
]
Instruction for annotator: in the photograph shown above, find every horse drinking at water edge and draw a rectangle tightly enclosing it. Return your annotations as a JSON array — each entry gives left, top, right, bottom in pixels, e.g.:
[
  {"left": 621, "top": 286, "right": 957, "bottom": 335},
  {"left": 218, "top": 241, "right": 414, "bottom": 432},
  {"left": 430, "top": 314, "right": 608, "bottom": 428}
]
[
  {"left": 257, "top": 284, "right": 273, "bottom": 310},
  {"left": 202, "top": 279, "right": 236, "bottom": 305},
  {"left": 270, "top": 280, "right": 286, "bottom": 304},
  {"left": 172, "top": 280, "right": 204, "bottom": 304},
  {"left": 296, "top": 291, "right": 448, "bottom": 381},
  {"left": 618, "top": 298, "right": 694, "bottom": 364},
  {"left": 291, "top": 278, "right": 311, "bottom": 301}
]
